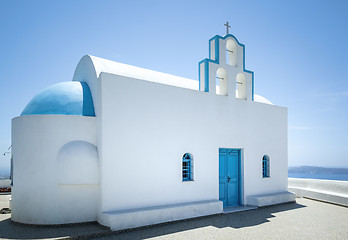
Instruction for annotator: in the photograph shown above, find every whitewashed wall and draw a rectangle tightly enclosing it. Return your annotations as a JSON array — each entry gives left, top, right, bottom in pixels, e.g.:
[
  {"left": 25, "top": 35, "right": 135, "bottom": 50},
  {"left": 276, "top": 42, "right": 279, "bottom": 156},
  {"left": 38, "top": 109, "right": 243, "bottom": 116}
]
[
  {"left": 98, "top": 72, "right": 287, "bottom": 212},
  {"left": 11, "top": 115, "right": 98, "bottom": 224}
]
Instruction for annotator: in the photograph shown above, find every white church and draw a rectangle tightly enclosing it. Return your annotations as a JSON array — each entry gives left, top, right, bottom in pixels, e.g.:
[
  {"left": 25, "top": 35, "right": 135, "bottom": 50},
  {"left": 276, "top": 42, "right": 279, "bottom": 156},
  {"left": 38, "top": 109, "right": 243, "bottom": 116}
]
[{"left": 11, "top": 29, "right": 295, "bottom": 230}]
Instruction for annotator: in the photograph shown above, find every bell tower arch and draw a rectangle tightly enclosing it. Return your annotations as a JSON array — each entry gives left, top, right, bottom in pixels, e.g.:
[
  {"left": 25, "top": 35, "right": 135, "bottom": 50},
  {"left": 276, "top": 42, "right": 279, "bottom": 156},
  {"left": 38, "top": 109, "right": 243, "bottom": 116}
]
[{"left": 198, "top": 27, "right": 254, "bottom": 101}]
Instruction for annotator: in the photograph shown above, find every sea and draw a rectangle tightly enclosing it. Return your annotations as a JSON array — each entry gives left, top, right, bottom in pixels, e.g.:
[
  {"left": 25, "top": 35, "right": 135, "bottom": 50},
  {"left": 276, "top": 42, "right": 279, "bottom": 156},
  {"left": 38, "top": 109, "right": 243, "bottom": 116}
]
[
  {"left": 288, "top": 166, "right": 348, "bottom": 181},
  {"left": 288, "top": 173, "right": 348, "bottom": 181}
]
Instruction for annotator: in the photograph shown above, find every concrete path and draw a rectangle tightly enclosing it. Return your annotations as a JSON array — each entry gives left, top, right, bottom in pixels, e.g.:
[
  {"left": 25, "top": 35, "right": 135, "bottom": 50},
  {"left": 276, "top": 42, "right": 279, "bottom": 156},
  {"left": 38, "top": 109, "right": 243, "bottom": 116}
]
[{"left": 0, "top": 197, "right": 347, "bottom": 239}]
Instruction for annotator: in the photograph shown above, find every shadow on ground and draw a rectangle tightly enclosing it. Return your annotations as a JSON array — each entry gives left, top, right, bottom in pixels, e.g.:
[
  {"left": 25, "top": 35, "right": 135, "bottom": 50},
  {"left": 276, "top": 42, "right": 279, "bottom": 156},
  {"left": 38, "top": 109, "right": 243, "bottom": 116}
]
[
  {"left": 0, "top": 218, "right": 111, "bottom": 239},
  {"left": 0, "top": 201, "right": 305, "bottom": 239}
]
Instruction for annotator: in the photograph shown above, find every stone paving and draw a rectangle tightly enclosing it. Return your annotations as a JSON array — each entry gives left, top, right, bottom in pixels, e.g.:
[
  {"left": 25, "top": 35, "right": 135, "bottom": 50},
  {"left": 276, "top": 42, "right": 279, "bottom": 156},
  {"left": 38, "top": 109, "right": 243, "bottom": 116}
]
[{"left": 0, "top": 196, "right": 347, "bottom": 240}]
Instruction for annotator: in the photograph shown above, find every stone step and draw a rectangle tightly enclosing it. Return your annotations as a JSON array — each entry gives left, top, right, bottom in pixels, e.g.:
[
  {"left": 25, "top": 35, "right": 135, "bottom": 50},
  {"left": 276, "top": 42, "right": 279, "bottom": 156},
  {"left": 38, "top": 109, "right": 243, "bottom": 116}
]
[
  {"left": 247, "top": 191, "right": 296, "bottom": 207},
  {"left": 99, "top": 200, "right": 223, "bottom": 231}
]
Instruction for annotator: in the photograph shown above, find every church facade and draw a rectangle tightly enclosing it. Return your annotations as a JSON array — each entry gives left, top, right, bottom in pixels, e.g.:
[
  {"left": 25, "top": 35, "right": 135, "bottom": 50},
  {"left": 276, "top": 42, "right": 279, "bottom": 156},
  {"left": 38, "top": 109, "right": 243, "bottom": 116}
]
[{"left": 11, "top": 33, "right": 295, "bottom": 230}]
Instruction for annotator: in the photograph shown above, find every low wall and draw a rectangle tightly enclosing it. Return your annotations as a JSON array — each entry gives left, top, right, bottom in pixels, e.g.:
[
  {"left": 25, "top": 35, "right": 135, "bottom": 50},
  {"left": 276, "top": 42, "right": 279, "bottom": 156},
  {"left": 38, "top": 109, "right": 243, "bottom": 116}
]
[
  {"left": 288, "top": 178, "right": 348, "bottom": 207},
  {"left": 100, "top": 200, "right": 223, "bottom": 231},
  {"left": 0, "top": 179, "right": 11, "bottom": 188}
]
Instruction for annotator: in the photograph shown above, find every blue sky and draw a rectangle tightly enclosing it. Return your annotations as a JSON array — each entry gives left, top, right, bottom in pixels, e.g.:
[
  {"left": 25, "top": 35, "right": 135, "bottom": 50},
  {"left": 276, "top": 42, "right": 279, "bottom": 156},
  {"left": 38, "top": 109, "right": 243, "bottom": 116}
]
[{"left": 1, "top": 0, "right": 348, "bottom": 173}]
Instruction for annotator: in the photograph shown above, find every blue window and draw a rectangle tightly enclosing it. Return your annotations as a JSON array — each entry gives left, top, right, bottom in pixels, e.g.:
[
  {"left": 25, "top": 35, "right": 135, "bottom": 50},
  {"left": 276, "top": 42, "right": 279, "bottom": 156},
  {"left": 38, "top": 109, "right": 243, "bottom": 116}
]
[
  {"left": 182, "top": 153, "right": 193, "bottom": 181},
  {"left": 262, "top": 155, "right": 270, "bottom": 178}
]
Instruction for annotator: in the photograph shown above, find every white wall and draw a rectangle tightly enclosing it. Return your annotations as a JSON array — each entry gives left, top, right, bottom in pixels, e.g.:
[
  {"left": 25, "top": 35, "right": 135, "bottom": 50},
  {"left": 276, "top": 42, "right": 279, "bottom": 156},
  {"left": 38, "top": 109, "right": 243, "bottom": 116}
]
[
  {"left": 288, "top": 178, "right": 348, "bottom": 206},
  {"left": 11, "top": 115, "right": 98, "bottom": 224},
  {"left": 98, "top": 72, "right": 288, "bottom": 213}
]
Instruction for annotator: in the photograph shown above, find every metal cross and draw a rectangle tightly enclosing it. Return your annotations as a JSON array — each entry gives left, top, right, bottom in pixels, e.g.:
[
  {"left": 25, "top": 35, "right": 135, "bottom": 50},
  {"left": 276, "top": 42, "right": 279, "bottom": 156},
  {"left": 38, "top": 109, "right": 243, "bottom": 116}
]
[{"left": 224, "top": 21, "right": 231, "bottom": 35}]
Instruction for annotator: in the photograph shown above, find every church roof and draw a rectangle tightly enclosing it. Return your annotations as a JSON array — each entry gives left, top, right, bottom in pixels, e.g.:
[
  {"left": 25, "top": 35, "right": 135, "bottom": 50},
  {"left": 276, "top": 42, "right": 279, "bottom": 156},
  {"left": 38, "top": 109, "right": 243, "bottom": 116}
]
[
  {"left": 73, "top": 55, "right": 273, "bottom": 105},
  {"left": 254, "top": 94, "right": 273, "bottom": 105},
  {"left": 74, "top": 55, "right": 199, "bottom": 90},
  {"left": 21, "top": 81, "right": 95, "bottom": 116}
]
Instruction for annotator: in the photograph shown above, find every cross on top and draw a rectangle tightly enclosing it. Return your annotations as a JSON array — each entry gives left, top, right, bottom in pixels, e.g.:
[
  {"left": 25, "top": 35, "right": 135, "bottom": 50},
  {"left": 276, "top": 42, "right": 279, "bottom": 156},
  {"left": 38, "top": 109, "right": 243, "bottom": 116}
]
[{"left": 224, "top": 21, "right": 231, "bottom": 35}]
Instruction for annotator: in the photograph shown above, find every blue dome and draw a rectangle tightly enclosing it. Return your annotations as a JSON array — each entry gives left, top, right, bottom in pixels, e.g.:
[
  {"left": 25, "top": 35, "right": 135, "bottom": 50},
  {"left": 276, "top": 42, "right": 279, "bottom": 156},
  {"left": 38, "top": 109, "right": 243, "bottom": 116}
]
[{"left": 21, "top": 81, "right": 95, "bottom": 116}]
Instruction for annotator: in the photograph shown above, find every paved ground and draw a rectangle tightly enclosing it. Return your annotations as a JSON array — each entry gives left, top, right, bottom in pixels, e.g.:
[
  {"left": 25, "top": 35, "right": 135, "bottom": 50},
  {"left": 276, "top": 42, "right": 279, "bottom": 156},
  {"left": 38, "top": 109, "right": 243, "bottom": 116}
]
[{"left": 0, "top": 196, "right": 347, "bottom": 240}]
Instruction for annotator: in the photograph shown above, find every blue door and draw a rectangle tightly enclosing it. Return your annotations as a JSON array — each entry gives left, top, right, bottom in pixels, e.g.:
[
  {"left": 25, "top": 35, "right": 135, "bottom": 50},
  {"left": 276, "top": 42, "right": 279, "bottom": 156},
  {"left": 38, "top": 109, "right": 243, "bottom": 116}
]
[{"left": 219, "top": 148, "right": 240, "bottom": 206}]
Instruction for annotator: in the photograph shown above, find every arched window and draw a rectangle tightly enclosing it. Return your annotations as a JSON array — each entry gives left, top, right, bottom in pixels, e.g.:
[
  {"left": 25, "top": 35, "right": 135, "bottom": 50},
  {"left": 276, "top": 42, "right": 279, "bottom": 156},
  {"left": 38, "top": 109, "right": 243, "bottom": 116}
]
[
  {"left": 216, "top": 68, "right": 228, "bottom": 96},
  {"left": 182, "top": 153, "right": 193, "bottom": 181},
  {"left": 262, "top": 155, "right": 270, "bottom": 178},
  {"left": 226, "top": 39, "right": 238, "bottom": 66},
  {"left": 236, "top": 73, "right": 247, "bottom": 99}
]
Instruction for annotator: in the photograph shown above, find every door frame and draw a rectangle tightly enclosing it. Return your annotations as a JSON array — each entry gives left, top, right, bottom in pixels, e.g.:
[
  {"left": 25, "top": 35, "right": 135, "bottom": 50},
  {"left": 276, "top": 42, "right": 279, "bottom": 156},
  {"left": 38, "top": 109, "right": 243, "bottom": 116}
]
[{"left": 219, "top": 148, "right": 243, "bottom": 206}]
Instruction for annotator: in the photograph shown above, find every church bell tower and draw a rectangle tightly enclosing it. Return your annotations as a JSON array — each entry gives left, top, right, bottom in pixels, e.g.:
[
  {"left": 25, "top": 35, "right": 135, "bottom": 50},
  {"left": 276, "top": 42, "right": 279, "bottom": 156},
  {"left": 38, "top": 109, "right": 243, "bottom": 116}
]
[{"left": 198, "top": 22, "right": 254, "bottom": 101}]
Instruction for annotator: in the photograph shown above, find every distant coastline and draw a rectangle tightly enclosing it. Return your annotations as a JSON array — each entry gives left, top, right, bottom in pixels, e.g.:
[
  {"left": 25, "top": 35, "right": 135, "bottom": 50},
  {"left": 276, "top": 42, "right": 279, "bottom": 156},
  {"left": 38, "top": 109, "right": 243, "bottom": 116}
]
[{"left": 289, "top": 166, "right": 348, "bottom": 181}]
